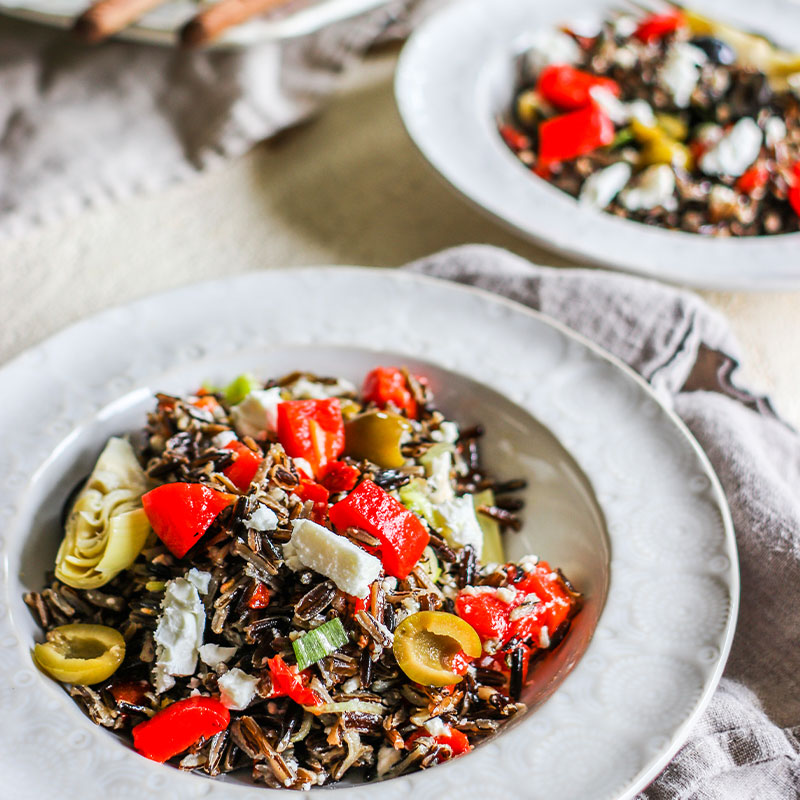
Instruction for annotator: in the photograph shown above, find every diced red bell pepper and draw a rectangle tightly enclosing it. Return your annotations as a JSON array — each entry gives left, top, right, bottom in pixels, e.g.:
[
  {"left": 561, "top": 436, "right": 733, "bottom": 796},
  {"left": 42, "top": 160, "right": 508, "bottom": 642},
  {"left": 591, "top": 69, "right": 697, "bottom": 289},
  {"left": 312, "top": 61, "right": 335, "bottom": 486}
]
[
  {"left": 507, "top": 562, "right": 573, "bottom": 644},
  {"left": 499, "top": 124, "right": 532, "bottom": 152},
  {"left": 247, "top": 582, "right": 271, "bottom": 610},
  {"left": 456, "top": 562, "right": 576, "bottom": 652},
  {"left": 329, "top": 479, "right": 429, "bottom": 579},
  {"left": 634, "top": 9, "right": 686, "bottom": 43},
  {"left": 538, "top": 104, "right": 615, "bottom": 165},
  {"left": 190, "top": 395, "right": 220, "bottom": 412},
  {"left": 294, "top": 477, "right": 330, "bottom": 524},
  {"left": 110, "top": 680, "right": 149, "bottom": 707},
  {"left": 446, "top": 650, "right": 474, "bottom": 676},
  {"left": 142, "top": 483, "right": 235, "bottom": 559},
  {"left": 736, "top": 165, "right": 770, "bottom": 195},
  {"left": 221, "top": 440, "right": 262, "bottom": 491},
  {"left": 132, "top": 696, "right": 230, "bottom": 763},
  {"left": 276, "top": 399, "right": 345, "bottom": 478},
  {"left": 319, "top": 461, "right": 360, "bottom": 493},
  {"left": 788, "top": 163, "right": 800, "bottom": 217},
  {"left": 267, "top": 656, "right": 319, "bottom": 706},
  {"left": 351, "top": 595, "right": 370, "bottom": 614},
  {"left": 455, "top": 591, "right": 512, "bottom": 641},
  {"left": 536, "top": 64, "right": 620, "bottom": 111},
  {"left": 406, "top": 726, "right": 472, "bottom": 760},
  {"left": 362, "top": 367, "right": 418, "bottom": 419}
]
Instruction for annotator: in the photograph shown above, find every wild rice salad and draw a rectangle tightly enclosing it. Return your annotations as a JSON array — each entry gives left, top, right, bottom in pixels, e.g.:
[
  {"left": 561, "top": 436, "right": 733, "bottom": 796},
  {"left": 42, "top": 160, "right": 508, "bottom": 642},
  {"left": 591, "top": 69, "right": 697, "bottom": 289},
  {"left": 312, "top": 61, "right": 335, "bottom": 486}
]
[
  {"left": 25, "top": 367, "right": 580, "bottom": 789},
  {"left": 500, "top": 5, "right": 800, "bottom": 235}
]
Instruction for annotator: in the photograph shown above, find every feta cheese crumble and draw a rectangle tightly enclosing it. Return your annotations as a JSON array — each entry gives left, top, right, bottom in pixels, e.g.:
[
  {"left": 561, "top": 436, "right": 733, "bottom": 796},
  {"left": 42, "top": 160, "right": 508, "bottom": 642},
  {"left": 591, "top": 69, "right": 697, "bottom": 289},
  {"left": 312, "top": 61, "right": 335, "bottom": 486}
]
[
  {"left": 436, "top": 494, "right": 484, "bottom": 554},
  {"left": 424, "top": 717, "right": 448, "bottom": 736},
  {"left": 621, "top": 164, "right": 678, "bottom": 212},
  {"left": 287, "top": 377, "right": 356, "bottom": 399},
  {"left": 589, "top": 88, "right": 655, "bottom": 127},
  {"left": 522, "top": 29, "right": 581, "bottom": 78},
  {"left": 245, "top": 505, "right": 279, "bottom": 532},
  {"left": 230, "top": 388, "right": 283, "bottom": 439},
  {"left": 430, "top": 421, "right": 459, "bottom": 444},
  {"left": 199, "top": 643, "right": 237, "bottom": 668},
  {"left": 153, "top": 568, "right": 211, "bottom": 693},
  {"left": 218, "top": 668, "right": 259, "bottom": 710},
  {"left": 659, "top": 42, "right": 707, "bottom": 107},
  {"left": 579, "top": 162, "right": 632, "bottom": 209},
  {"left": 211, "top": 430, "right": 238, "bottom": 448},
  {"left": 283, "top": 518, "right": 382, "bottom": 598},
  {"left": 427, "top": 450, "right": 455, "bottom": 504},
  {"left": 699, "top": 117, "right": 762, "bottom": 177},
  {"left": 764, "top": 116, "right": 787, "bottom": 149}
]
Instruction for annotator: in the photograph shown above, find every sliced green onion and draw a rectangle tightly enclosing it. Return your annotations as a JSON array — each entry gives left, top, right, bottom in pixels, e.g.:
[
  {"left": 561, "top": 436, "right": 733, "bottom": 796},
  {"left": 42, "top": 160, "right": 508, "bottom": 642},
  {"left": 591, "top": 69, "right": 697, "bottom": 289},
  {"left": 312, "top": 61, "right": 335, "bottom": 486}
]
[
  {"left": 610, "top": 127, "right": 634, "bottom": 150},
  {"left": 305, "top": 700, "right": 385, "bottom": 716},
  {"left": 293, "top": 618, "right": 349, "bottom": 672},
  {"left": 224, "top": 373, "right": 261, "bottom": 406}
]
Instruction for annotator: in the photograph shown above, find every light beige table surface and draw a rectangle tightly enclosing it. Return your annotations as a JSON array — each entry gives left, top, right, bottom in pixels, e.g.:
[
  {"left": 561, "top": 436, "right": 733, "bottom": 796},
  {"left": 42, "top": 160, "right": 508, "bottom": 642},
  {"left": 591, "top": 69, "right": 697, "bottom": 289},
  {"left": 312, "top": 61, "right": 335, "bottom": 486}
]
[{"left": 1, "top": 49, "right": 799, "bottom": 425}]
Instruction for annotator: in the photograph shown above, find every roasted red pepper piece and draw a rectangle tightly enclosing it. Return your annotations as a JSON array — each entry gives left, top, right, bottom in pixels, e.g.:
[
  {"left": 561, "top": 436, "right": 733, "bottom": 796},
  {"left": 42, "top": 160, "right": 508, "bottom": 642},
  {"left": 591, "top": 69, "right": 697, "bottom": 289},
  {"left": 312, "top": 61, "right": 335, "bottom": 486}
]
[
  {"left": 276, "top": 399, "right": 345, "bottom": 478},
  {"left": 788, "top": 163, "right": 800, "bottom": 217},
  {"left": 329, "top": 479, "right": 429, "bottom": 579},
  {"left": 362, "top": 367, "right": 418, "bottom": 419},
  {"left": 110, "top": 680, "right": 149, "bottom": 707},
  {"left": 319, "top": 461, "right": 360, "bottom": 493},
  {"left": 446, "top": 650, "right": 474, "bottom": 677},
  {"left": 499, "top": 123, "right": 532, "bottom": 152},
  {"left": 736, "top": 165, "right": 770, "bottom": 195},
  {"left": 538, "top": 104, "right": 615, "bottom": 165},
  {"left": 455, "top": 591, "right": 512, "bottom": 641},
  {"left": 456, "top": 562, "right": 576, "bottom": 651},
  {"left": 142, "top": 483, "right": 235, "bottom": 559},
  {"left": 190, "top": 395, "right": 220, "bottom": 412},
  {"left": 294, "top": 477, "right": 330, "bottom": 524},
  {"left": 132, "top": 696, "right": 230, "bottom": 762},
  {"left": 221, "top": 440, "right": 262, "bottom": 491},
  {"left": 536, "top": 64, "right": 620, "bottom": 111},
  {"left": 247, "top": 582, "right": 271, "bottom": 610},
  {"left": 406, "top": 726, "right": 471, "bottom": 760},
  {"left": 267, "top": 656, "right": 319, "bottom": 706},
  {"left": 634, "top": 9, "right": 686, "bottom": 43}
]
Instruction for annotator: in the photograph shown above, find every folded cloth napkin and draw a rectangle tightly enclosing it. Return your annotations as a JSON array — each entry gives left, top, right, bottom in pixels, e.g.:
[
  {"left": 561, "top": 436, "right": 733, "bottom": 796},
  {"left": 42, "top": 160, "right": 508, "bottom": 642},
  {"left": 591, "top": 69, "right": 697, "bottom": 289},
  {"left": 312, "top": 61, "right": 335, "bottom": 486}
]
[
  {"left": 408, "top": 245, "right": 800, "bottom": 799},
  {"left": 0, "top": 0, "right": 438, "bottom": 237}
]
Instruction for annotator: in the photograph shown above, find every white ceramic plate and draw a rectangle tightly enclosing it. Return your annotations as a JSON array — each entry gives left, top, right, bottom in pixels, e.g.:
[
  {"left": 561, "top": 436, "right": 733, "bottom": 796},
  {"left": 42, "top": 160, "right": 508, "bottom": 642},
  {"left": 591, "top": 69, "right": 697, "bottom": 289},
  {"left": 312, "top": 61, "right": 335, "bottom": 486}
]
[
  {"left": 0, "top": 268, "right": 737, "bottom": 800},
  {"left": 0, "top": 0, "right": 391, "bottom": 48},
  {"left": 395, "top": 0, "right": 800, "bottom": 290}
]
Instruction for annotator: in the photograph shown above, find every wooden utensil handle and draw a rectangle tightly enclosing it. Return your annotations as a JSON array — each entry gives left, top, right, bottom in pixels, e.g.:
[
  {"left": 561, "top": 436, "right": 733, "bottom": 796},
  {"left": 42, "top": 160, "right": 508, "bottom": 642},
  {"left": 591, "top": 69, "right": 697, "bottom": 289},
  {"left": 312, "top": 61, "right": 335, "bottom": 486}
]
[
  {"left": 181, "top": 0, "right": 294, "bottom": 47},
  {"left": 74, "top": 0, "right": 169, "bottom": 42}
]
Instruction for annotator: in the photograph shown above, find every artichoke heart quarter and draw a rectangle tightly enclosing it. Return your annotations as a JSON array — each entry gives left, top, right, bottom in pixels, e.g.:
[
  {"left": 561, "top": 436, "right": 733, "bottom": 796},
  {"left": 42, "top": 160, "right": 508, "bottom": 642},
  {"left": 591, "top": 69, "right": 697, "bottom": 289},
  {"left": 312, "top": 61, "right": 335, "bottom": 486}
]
[{"left": 55, "top": 437, "right": 151, "bottom": 589}]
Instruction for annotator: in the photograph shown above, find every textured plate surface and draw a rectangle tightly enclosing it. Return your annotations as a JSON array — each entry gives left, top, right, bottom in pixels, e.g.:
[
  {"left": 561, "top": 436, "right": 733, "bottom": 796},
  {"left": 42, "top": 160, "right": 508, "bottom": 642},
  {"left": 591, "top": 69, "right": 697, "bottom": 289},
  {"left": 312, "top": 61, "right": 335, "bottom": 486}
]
[
  {"left": 0, "top": 268, "right": 738, "bottom": 800},
  {"left": 0, "top": 0, "right": 390, "bottom": 48},
  {"left": 395, "top": 0, "right": 800, "bottom": 290}
]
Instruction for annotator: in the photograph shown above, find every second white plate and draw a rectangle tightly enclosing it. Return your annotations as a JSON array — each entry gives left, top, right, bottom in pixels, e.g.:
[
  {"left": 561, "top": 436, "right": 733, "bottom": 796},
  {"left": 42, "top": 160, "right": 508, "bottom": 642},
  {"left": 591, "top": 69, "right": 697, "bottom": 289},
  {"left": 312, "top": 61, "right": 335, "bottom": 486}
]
[{"left": 395, "top": 0, "right": 800, "bottom": 290}]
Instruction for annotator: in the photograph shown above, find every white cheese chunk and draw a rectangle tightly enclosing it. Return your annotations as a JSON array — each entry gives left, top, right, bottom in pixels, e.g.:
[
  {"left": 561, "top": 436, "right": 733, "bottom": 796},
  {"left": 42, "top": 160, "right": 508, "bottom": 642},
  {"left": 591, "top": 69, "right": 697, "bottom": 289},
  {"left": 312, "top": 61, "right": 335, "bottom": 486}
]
[
  {"left": 430, "top": 421, "right": 459, "bottom": 444},
  {"left": 539, "top": 626, "right": 551, "bottom": 649},
  {"left": 699, "top": 117, "right": 762, "bottom": 177},
  {"left": 218, "top": 668, "right": 259, "bottom": 710},
  {"left": 283, "top": 519, "right": 382, "bottom": 598},
  {"left": 659, "top": 42, "right": 707, "bottom": 107},
  {"left": 764, "top": 116, "right": 787, "bottom": 149},
  {"left": 246, "top": 505, "right": 279, "bottom": 532},
  {"left": 621, "top": 165, "right": 678, "bottom": 212},
  {"left": 427, "top": 450, "right": 455, "bottom": 504},
  {"left": 424, "top": 717, "right": 448, "bottom": 736},
  {"left": 211, "top": 431, "right": 238, "bottom": 448},
  {"left": 579, "top": 162, "right": 632, "bottom": 209},
  {"left": 519, "top": 554, "right": 540, "bottom": 573},
  {"left": 199, "top": 643, "right": 237, "bottom": 668},
  {"left": 436, "top": 494, "right": 484, "bottom": 554},
  {"left": 589, "top": 87, "right": 655, "bottom": 127},
  {"left": 287, "top": 377, "right": 356, "bottom": 399},
  {"left": 523, "top": 29, "right": 581, "bottom": 78},
  {"left": 495, "top": 586, "right": 518, "bottom": 604},
  {"left": 230, "top": 388, "right": 283, "bottom": 439},
  {"left": 293, "top": 457, "right": 314, "bottom": 479},
  {"left": 153, "top": 568, "right": 211, "bottom": 693}
]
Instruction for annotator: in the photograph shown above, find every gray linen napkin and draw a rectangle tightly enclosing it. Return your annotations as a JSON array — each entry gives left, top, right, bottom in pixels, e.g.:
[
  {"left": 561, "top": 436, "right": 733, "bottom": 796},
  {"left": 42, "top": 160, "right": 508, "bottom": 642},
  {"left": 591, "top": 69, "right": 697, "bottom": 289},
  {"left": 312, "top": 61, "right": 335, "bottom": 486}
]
[
  {"left": 408, "top": 245, "right": 800, "bottom": 799},
  {"left": 0, "top": 1, "right": 437, "bottom": 238}
]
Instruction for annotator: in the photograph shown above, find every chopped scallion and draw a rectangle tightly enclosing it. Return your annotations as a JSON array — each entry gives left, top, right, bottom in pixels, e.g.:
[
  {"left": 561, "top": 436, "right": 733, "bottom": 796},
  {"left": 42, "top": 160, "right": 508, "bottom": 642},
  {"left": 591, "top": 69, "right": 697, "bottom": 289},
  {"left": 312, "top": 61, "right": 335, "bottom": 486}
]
[{"left": 293, "top": 617, "right": 349, "bottom": 672}]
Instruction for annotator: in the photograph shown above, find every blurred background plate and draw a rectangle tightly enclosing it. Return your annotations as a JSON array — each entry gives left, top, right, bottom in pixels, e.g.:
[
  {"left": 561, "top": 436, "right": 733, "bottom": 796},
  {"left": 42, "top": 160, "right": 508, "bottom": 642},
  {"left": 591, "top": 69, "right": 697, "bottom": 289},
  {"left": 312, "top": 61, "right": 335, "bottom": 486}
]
[
  {"left": 0, "top": 0, "right": 392, "bottom": 47},
  {"left": 395, "top": 0, "right": 800, "bottom": 289}
]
